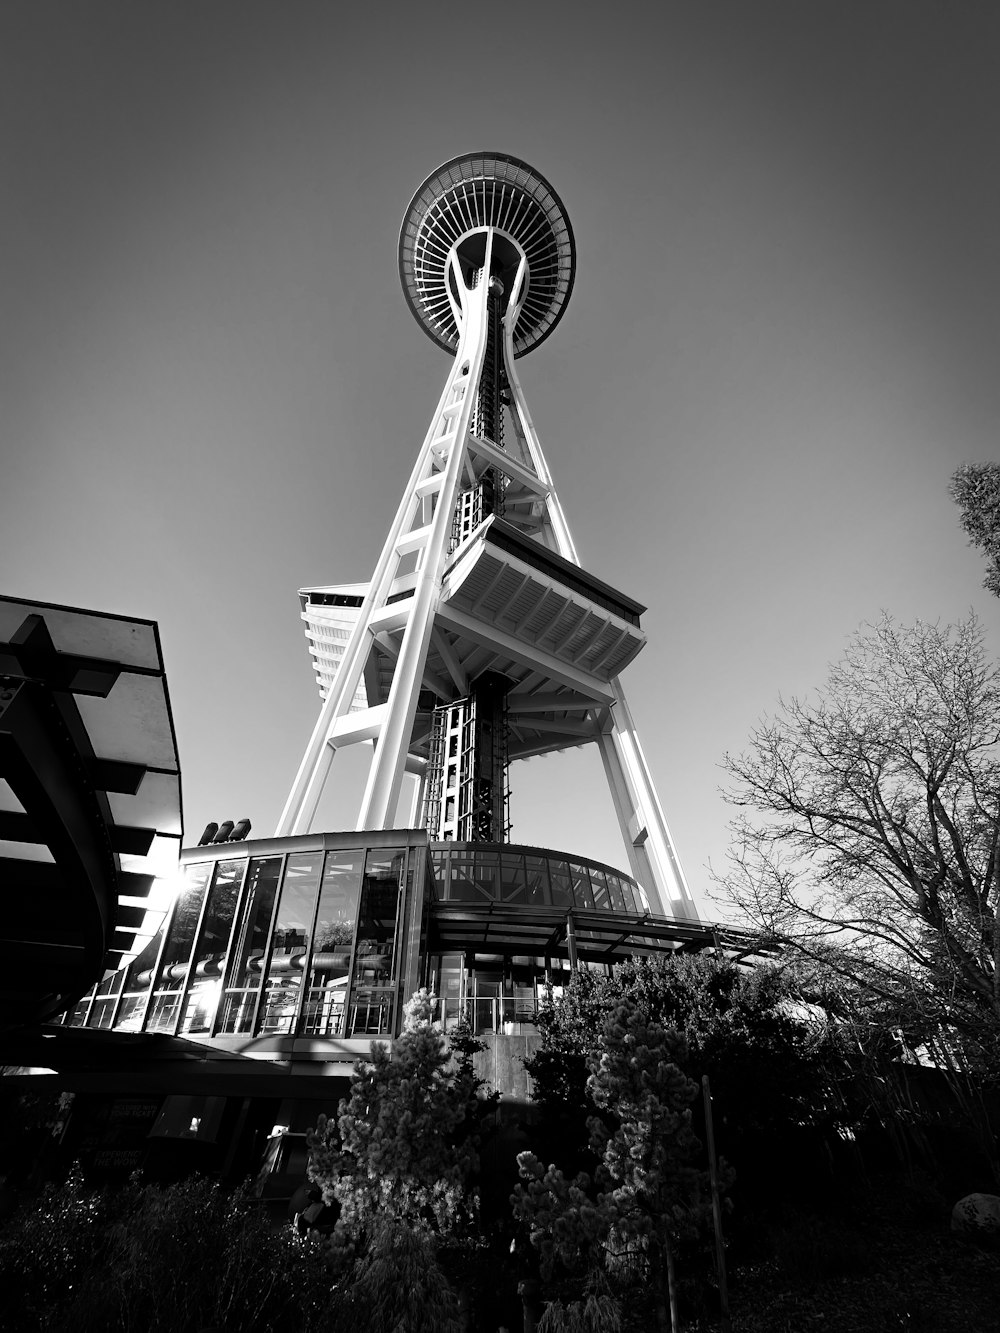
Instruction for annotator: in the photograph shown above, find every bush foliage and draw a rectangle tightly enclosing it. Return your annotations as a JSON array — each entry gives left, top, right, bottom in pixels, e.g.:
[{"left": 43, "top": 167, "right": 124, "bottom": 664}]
[{"left": 0, "top": 1167, "right": 340, "bottom": 1333}]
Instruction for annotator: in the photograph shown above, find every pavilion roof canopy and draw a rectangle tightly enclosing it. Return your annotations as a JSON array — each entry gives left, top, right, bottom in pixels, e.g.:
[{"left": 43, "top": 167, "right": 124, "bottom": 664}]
[{"left": 0, "top": 596, "right": 182, "bottom": 1028}]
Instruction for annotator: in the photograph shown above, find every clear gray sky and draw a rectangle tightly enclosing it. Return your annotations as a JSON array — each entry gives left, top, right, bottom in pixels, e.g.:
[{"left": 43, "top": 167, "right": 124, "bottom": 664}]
[{"left": 4, "top": 1, "right": 999, "bottom": 919}]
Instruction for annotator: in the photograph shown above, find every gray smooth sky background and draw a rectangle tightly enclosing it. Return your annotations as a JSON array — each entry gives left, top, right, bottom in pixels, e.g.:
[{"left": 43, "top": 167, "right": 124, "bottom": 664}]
[{"left": 4, "top": 2, "right": 999, "bottom": 917}]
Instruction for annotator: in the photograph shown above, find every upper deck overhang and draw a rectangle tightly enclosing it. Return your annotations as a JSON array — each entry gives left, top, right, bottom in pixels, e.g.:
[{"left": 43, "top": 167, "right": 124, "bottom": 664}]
[
  {"left": 300, "top": 520, "right": 648, "bottom": 765},
  {"left": 441, "top": 516, "right": 645, "bottom": 681}
]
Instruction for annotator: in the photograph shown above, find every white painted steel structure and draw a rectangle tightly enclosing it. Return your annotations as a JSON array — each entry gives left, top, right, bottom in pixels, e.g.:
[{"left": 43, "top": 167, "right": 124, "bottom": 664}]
[{"left": 277, "top": 154, "right": 696, "bottom": 920}]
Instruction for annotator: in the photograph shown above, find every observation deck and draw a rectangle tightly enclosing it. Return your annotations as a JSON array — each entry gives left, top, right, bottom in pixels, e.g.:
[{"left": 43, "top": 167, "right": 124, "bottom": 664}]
[{"left": 399, "top": 152, "right": 576, "bottom": 357}]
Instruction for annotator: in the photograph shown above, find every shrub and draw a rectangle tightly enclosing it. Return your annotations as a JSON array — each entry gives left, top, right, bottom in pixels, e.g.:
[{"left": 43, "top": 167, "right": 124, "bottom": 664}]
[{"left": 0, "top": 1168, "right": 343, "bottom": 1332}]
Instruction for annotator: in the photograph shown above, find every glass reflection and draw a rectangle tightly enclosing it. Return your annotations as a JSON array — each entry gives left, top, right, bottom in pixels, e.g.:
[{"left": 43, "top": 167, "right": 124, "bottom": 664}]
[
  {"left": 217, "top": 857, "right": 282, "bottom": 1034},
  {"left": 259, "top": 853, "right": 322, "bottom": 1036},
  {"left": 548, "top": 859, "right": 574, "bottom": 907},
  {"left": 605, "top": 872, "right": 626, "bottom": 912},
  {"left": 115, "top": 934, "right": 163, "bottom": 1032},
  {"left": 348, "top": 848, "right": 404, "bottom": 1035},
  {"left": 568, "top": 862, "right": 594, "bottom": 909},
  {"left": 522, "top": 855, "right": 551, "bottom": 907},
  {"left": 589, "top": 867, "right": 611, "bottom": 911},
  {"left": 616, "top": 875, "right": 637, "bottom": 913},
  {"left": 179, "top": 860, "right": 245, "bottom": 1034},
  {"left": 455, "top": 849, "right": 499, "bottom": 901},
  {"left": 500, "top": 852, "right": 527, "bottom": 903},
  {"left": 302, "top": 849, "right": 364, "bottom": 1037},
  {"left": 89, "top": 969, "right": 124, "bottom": 1030},
  {"left": 146, "top": 863, "right": 212, "bottom": 1033}
]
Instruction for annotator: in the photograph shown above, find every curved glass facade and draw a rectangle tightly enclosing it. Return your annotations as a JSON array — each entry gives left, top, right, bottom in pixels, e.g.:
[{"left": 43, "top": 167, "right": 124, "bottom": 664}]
[
  {"left": 67, "top": 835, "right": 424, "bottom": 1042},
  {"left": 430, "top": 842, "right": 650, "bottom": 914},
  {"left": 65, "top": 835, "right": 693, "bottom": 1043}
]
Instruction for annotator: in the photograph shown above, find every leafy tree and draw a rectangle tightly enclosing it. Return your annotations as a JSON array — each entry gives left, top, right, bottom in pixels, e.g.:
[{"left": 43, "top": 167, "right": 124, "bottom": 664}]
[
  {"left": 514, "top": 1002, "right": 710, "bottom": 1333},
  {"left": 348, "top": 1216, "right": 462, "bottom": 1333},
  {"left": 717, "top": 613, "right": 1000, "bottom": 1074},
  {"left": 306, "top": 990, "right": 494, "bottom": 1332},
  {"left": 525, "top": 953, "right": 848, "bottom": 1169},
  {"left": 950, "top": 463, "right": 1000, "bottom": 597},
  {"left": 535, "top": 1270, "right": 622, "bottom": 1333},
  {"left": 307, "top": 989, "right": 485, "bottom": 1238}
]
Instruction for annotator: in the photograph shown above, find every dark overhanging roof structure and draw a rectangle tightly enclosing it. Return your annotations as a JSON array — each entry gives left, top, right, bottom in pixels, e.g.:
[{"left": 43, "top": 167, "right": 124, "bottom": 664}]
[{"left": 0, "top": 596, "right": 182, "bottom": 1029}]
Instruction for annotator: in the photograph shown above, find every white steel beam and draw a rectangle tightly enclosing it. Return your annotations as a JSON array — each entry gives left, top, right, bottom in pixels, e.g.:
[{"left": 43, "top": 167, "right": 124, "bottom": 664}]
[
  {"left": 467, "top": 435, "right": 550, "bottom": 497},
  {"left": 597, "top": 682, "right": 696, "bottom": 919},
  {"left": 435, "top": 605, "right": 616, "bottom": 705},
  {"left": 356, "top": 234, "right": 497, "bottom": 831},
  {"left": 276, "top": 239, "right": 492, "bottom": 836},
  {"left": 431, "top": 628, "right": 468, "bottom": 695},
  {"left": 507, "top": 691, "right": 598, "bottom": 713}
]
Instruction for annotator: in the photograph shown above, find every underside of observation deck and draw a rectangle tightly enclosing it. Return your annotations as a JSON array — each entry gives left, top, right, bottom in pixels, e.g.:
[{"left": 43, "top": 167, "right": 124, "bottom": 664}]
[{"left": 302, "top": 516, "right": 646, "bottom": 768}]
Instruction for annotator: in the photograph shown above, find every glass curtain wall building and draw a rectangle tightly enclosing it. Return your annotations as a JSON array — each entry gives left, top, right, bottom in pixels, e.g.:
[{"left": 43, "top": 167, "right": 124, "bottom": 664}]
[
  {"left": 65, "top": 831, "right": 727, "bottom": 1045},
  {"left": 66, "top": 832, "right": 427, "bottom": 1043}
]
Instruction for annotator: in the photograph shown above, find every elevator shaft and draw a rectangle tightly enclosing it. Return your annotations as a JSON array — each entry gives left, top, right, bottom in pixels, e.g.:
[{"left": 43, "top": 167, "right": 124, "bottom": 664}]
[
  {"left": 422, "top": 671, "right": 510, "bottom": 842},
  {"left": 451, "top": 275, "right": 506, "bottom": 554}
]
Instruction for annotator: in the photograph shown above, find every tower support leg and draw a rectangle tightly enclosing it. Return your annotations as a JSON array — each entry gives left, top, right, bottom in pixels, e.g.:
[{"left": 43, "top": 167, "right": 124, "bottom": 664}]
[
  {"left": 597, "top": 678, "right": 696, "bottom": 918},
  {"left": 355, "top": 253, "right": 495, "bottom": 831}
]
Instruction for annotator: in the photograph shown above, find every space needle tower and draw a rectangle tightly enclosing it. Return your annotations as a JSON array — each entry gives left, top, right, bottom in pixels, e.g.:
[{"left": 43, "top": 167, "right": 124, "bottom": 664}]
[{"left": 277, "top": 153, "right": 696, "bottom": 920}]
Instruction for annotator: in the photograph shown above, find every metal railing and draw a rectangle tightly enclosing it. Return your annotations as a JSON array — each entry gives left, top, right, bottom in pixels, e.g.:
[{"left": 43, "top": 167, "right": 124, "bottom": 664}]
[{"left": 439, "top": 991, "right": 538, "bottom": 1034}]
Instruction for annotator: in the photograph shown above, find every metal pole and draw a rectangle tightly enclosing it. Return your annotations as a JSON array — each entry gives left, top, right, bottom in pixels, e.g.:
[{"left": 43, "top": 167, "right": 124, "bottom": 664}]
[
  {"left": 565, "top": 912, "right": 578, "bottom": 969},
  {"left": 701, "top": 1074, "right": 731, "bottom": 1331}
]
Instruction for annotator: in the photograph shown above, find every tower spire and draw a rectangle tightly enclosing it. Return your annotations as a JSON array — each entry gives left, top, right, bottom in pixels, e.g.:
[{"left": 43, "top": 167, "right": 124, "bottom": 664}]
[{"left": 277, "top": 153, "right": 696, "bottom": 920}]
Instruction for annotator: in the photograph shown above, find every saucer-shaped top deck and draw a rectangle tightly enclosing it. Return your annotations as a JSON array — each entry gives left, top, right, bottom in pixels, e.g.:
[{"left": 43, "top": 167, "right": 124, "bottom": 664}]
[{"left": 399, "top": 153, "right": 575, "bottom": 358}]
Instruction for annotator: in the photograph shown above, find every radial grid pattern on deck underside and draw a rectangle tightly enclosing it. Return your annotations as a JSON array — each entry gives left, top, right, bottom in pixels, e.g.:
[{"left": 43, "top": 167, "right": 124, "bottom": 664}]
[{"left": 400, "top": 154, "right": 575, "bottom": 357}]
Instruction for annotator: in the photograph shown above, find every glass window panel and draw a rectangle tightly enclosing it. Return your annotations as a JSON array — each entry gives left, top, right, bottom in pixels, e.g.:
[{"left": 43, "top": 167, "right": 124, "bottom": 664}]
[
  {"left": 605, "top": 872, "right": 626, "bottom": 912},
  {"left": 145, "top": 862, "right": 212, "bottom": 1033},
  {"left": 468, "top": 850, "right": 500, "bottom": 900},
  {"left": 112, "top": 933, "right": 168, "bottom": 1032},
  {"left": 88, "top": 968, "right": 124, "bottom": 1028},
  {"left": 469, "top": 975, "right": 500, "bottom": 1035},
  {"left": 178, "top": 859, "right": 245, "bottom": 1035},
  {"left": 589, "top": 867, "right": 611, "bottom": 911},
  {"left": 65, "top": 987, "right": 95, "bottom": 1027},
  {"left": 259, "top": 852, "right": 323, "bottom": 1037},
  {"left": 634, "top": 882, "right": 652, "bottom": 914},
  {"left": 348, "top": 847, "right": 404, "bottom": 1036},
  {"left": 447, "top": 852, "right": 497, "bottom": 902},
  {"left": 95, "top": 969, "right": 124, "bottom": 1000},
  {"left": 302, "top": 849, "right": 365, "bottom": 1037},
  {"left": 617, "top": 877, "right": 638, "bottom": 913},
  {"left": 114, "top": 995, "right": 146, "bottom": 1031},
  {"left": 522, "top": 855, "right": 550, "bottom": 907},
  {"left": 435, "top": 953, "right": 464, "bottom": 1029},
  {"left": 500, "top": 852, "right": 527, "bottom": 903},
  {"left": 217, "top": 857, "right": 282, "bottom": 1034},
  {"left": 548, "top": 860, "right": 574, "bottom": 907},
  {"left": 89, "top": 997, "right": 118, "bottom": 1029},
  {"left": 568, "top": 862, "right": 594, "bottom": 909},
  {"left": 428, "top": 851, "right": 448, "bottom": 899}
]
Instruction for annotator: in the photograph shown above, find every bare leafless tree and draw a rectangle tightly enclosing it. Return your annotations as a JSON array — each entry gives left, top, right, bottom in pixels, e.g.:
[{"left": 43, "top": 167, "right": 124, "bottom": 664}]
[{"left": 716, "top": 614, "right": 1000, "bottom": 1069}]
